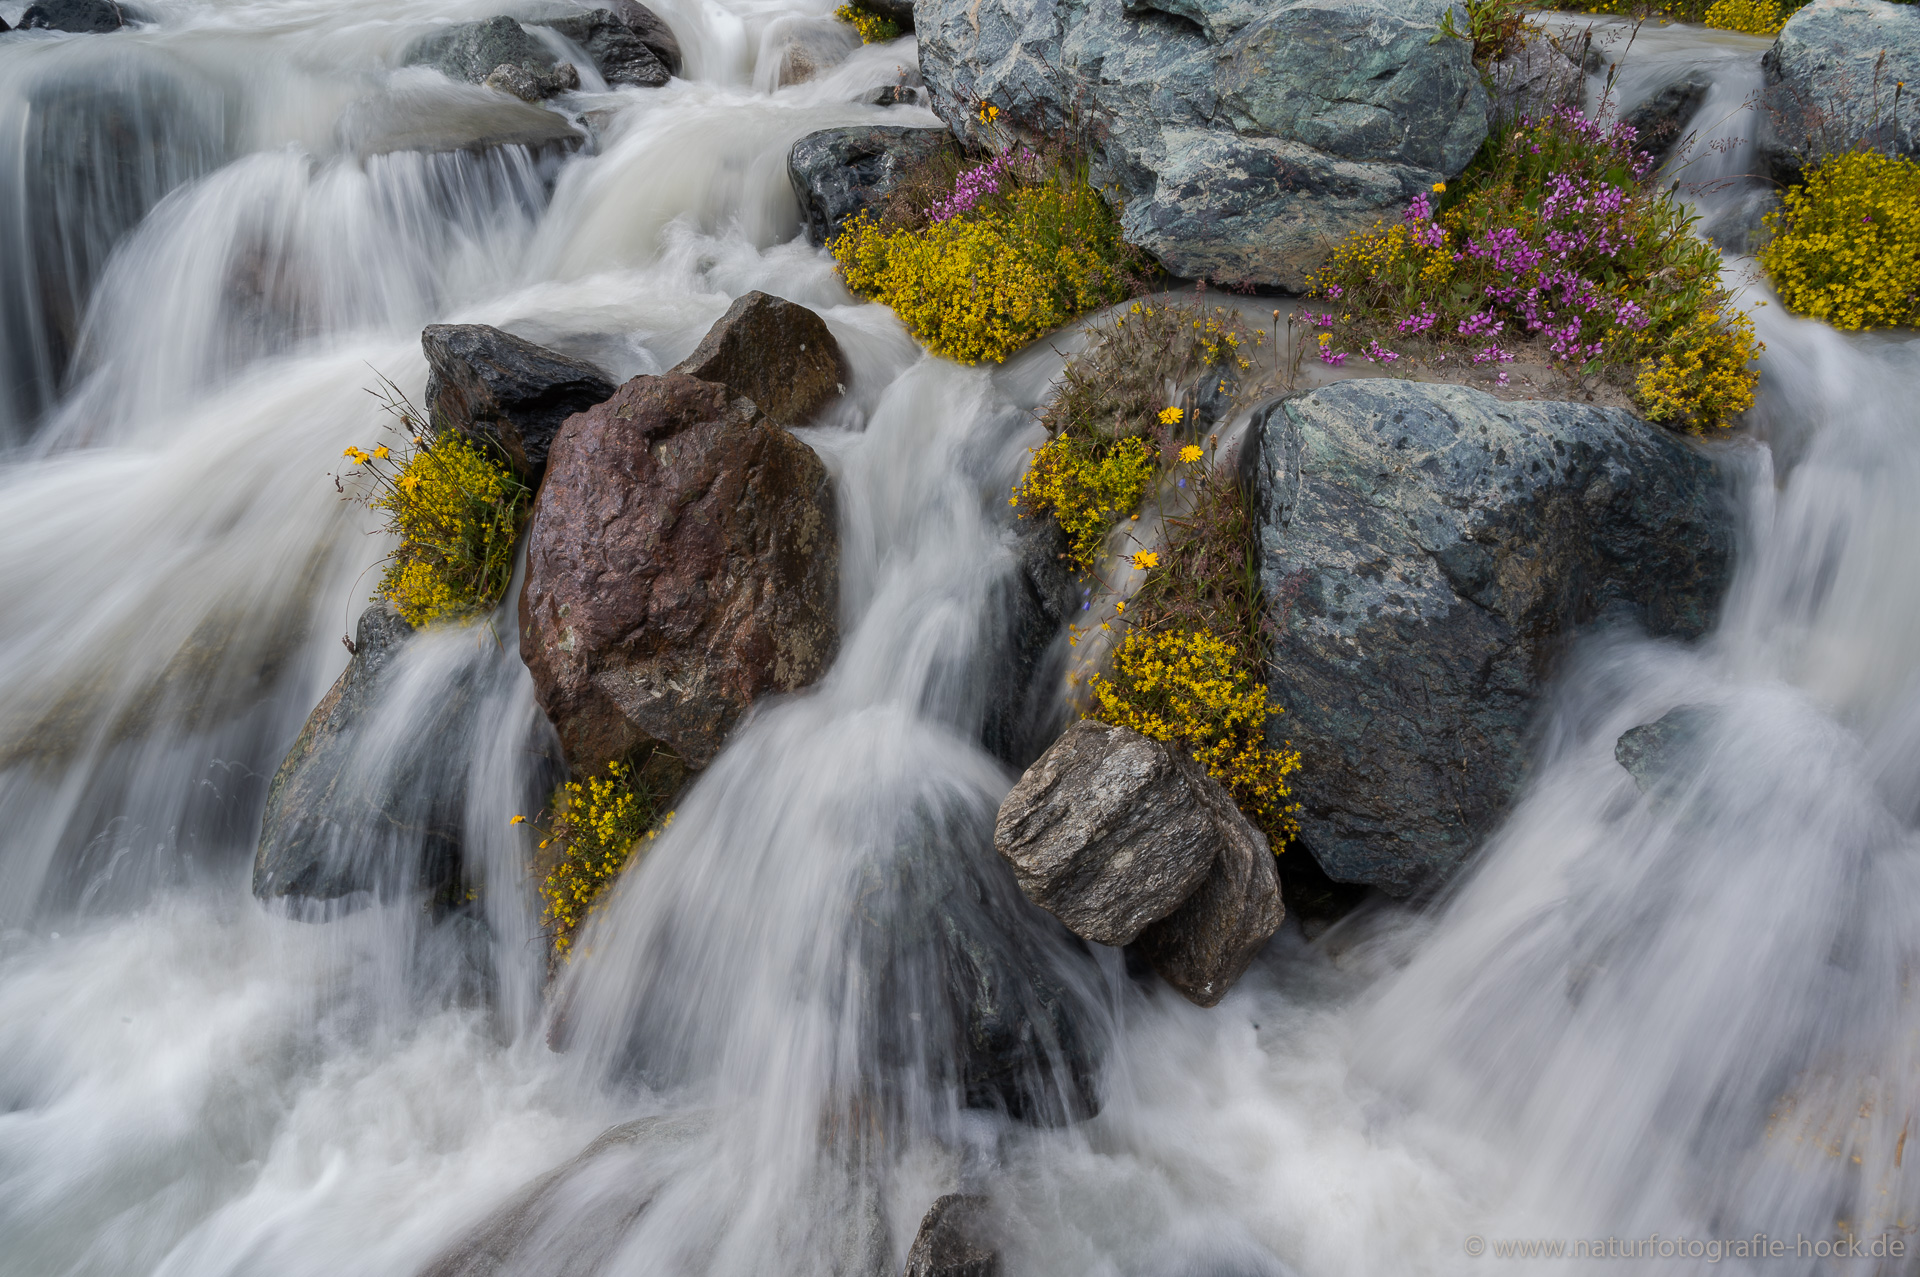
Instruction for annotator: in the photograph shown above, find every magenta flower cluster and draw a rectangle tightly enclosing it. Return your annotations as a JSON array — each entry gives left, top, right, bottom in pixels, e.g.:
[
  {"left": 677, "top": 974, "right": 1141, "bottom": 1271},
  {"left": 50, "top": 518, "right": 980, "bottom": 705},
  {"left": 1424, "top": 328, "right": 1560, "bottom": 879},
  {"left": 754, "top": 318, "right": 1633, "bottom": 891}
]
[{"left": 926, "top": 149, "right": 1039, "bottom": 222}]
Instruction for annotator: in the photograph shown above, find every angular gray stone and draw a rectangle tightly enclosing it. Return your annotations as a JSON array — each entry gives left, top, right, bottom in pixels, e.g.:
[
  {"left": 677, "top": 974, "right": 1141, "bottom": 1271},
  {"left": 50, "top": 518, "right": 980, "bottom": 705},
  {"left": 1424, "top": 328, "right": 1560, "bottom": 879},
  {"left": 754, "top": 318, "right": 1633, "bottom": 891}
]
[
  {"left": 1623, "top": 73, "right": 1712, "bottom": 170},
  {"left": 18, "top": 0, "right": 125, "bottom": 32},
  {"left": 483, "top": 59, "right": 579, "bottom": 102},
  {"left": 546, "top": 8, "right": 673, "bottom": 87},
  {"left": 669, "top": 290, "right": 848, "bottom": 427},
  {"left": 1247, "top": 381, "right": 1734, "bottom": 897},
  {"left": 995, "top": 721, "right": 1220, "bottom": 946},
  {"left": 1615, "top": 704, "right": 1714, "bottom": 798},
  {"left": 601, "top": 0, "right": 683, "bottom": 76},
  {"left": 1762, "top": 0, "right": 1920, "bottom": 178},
  {"left": 904, "top": 1195, "right": 999, "bottom": 1277},
  {"left": 914, "top": 0, "right": 1488, "bottom": 289},
  {"left": 405, "top": 17, "right": 567, "bottom": 94},
  {"left": 422, "top": 323, "right": 617, "bottom": 484},
  {"left": 788, "top": 125, "right": 958, "bottom": 246}
]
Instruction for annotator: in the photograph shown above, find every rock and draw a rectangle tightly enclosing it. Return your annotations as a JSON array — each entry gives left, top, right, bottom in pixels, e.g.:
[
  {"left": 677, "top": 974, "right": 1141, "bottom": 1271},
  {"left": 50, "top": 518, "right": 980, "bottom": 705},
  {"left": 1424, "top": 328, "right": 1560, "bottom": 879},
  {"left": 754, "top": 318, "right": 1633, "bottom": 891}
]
[
  {"left": 418, "top": 1113, "right": 712, "bottom": 1277},
  {"left": 1246, "top": 381, "right": 1734, "bottom": 896},
  {"left": 981, "top": 515, "right": 1078, "bottom": 769},
  {"left": 1622, "top": 73, "right": 1712, "bottom": 170},
  {"left": 1615, "top": 704, "right": 1714, "bottom": 797},
  {"left": 669, "top": 291, "right": 848, "bottom": 427},
  {"left": 546, "top": 8, "right": 673, "bottom": 87},
  {"left": 788, "top": 125, "right": 957, "bottom": 246},
  {"left": 904, "top": 1195, "right": 999, "bottom": 1277},
  {"left": 421, "top": 323, "right": 617, "bottom": 484},
  {"left": 1488, "top": 28, "right": 1584, "bottom": 127},
  {"left": 1131, "top": 790, "right": 1283, "bottom": 1007},
  {"left": 916, "top": 0, "right": 1488, "bottom": 290},
  {"left": 768, "top": 19, "right": 860, "bottom": 87},
  {"left": 0, "top": 17, "right": 10, "bottom": 32},
  {"left": 995, "top": 720, "right": 1222, "bottom": 946},
  {"left": 1762, "top": 0, "right": 1920, "bottom": 179},
  {"left": 519, "top": 372, "right": 838, "bottom": 772},
  {"left": 861, "top": 83, "right": 926, "bottom": 108},
  {"left": 405, "top": 16, "right": 574, "bottom": 99},
  {"left": 483, "top": 59, "right": 580, "bottom": 102},
  {"left": 602, "top": 0, "right": 683, "bottom": 76},
  {"left": 253, "top": 605, "right": 463, "bottom": 903},
  {"left": 336, "top": 85, "right": 587, "bottom": 159},
  {"left": 18, "top": 0, "right": 125, "bottom": 32}
]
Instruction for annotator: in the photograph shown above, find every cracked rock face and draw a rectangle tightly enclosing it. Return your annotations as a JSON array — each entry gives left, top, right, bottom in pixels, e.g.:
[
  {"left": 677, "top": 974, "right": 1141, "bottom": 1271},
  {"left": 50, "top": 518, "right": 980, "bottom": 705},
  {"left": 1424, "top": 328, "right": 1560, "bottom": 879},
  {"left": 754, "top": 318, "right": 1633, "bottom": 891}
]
[
  {"left": 1762, "top": 0, "right": 1920, "bottom": 178},
  {"left": 914, "top": 0, "right": 1488, "bottom": 288},
  {"left": 519, "top": 372, "right": 839, "bottom": 773},
  {"left": 1246, "top": 381, "right": 1734, "bottom": 896}
]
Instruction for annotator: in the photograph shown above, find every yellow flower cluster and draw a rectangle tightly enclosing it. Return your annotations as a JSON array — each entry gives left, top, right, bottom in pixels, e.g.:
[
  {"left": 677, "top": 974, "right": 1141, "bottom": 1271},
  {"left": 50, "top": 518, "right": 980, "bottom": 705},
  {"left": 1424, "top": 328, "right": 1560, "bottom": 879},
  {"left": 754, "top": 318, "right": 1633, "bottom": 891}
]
[
  {"left": 1089, "top": 628, "right": 1301, "bottom": 839},
  {"left": 831, "top": 175, "right": 1130, "bottom": 364},
  {"left": 1702, "top": 0, "right": 1783, "bottom": 34},
  {"left": 1015, "top": 434, "right": 1158, "bottom": 567},
  {"left": 348, "top": 430, "right": 528, "bottom": 627},
  {"left": 538, "top": 759, "right": 671, "bottom": 959},
  {"left": 1308, "top": 218, "right": 1456, "bottom": 300},
  {"left": 832, "top": 1, "right": 899, "bottom": 43},
  {"left": 1761, "top": 150, "right": 1920, "bottom": 331},
  {"left": 1633, "top": 306, "right": 1760, "bottom": 432}
]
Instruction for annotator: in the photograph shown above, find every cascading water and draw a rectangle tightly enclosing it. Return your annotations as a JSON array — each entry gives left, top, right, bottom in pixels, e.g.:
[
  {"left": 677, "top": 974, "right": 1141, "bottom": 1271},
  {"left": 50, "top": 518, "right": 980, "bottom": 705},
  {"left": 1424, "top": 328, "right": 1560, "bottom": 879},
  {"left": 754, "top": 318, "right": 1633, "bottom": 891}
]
[{"left": 1, "top": 3, "right": 1915, "bottom": 1274}]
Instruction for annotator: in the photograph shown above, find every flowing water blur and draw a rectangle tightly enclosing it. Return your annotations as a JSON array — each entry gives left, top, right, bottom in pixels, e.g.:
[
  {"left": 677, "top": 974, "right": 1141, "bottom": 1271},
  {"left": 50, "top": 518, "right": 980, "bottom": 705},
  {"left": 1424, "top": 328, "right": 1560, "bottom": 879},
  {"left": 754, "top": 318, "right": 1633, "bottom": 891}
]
[{"left": 0, "top": 3, "right": 1916, "bottom": 1274}]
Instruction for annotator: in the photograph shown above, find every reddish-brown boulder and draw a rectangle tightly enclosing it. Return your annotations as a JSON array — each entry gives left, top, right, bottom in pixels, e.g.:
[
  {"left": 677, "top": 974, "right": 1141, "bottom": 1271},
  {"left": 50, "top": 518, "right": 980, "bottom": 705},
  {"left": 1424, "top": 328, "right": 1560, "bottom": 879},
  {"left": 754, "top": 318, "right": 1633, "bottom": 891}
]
[{"left": 520, "top": 372, "right": 838, "bottom": 772}]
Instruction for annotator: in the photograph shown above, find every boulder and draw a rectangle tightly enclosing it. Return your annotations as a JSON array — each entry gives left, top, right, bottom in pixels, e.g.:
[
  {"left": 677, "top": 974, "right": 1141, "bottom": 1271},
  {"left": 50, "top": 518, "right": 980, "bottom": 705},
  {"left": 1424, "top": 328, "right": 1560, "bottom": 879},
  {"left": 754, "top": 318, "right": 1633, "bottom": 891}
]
[
  {"left": 904, "top": 1195, "right": 999, "bottom": 1277},
  {"left": 405, "top": 16, "right": 577, "bottom": 99},
  {"left": 995, "top": 720, "right": 1283, "bottom": 1005},
  {"left": 602, "top": 0, "right": 684, "bottom": 77},
  {"left": 915, "top": 0, "right": 1488, "bottom": 289},
  {"left": 519, "top": 372, "right": 838, "bottom": 772},
  {"left": 546, "top": 7, "right": 674, "bottom": 87},
  {"left": 1488, "top": 28, "right": 1584, "bottom": 127},
  {"left": 981, "top": 515, "right": 1078, "bottom": 769},
  {"left": 253, "top": 605, "right": 464, "bottom": 904},
  {"left": 1615, "top": 704, "right": 1714, "bottom": 799},
  {"left": 1245, "top": 381, "right": 1734, "bottom": 897},
  {"left": 483, "top": 59, "right": 580, "bottom": 102},
  {"left": 670, "top": 291, "right": 848, "bottom": 427},
  {"left": 1762, "top": 0, "right": 1920, "bottom": 179},
  {"left": 1622, "top": 73, "right": 1712, "bottom": 170},
  {"left": 421, "top": 324, "right": 617, "bottom": 484},
  {"left": 18, "top": 0, "right": 125, "bottom": 32},
  {"left": 788, "top": 125, "right": 957, "bottom": 247}
]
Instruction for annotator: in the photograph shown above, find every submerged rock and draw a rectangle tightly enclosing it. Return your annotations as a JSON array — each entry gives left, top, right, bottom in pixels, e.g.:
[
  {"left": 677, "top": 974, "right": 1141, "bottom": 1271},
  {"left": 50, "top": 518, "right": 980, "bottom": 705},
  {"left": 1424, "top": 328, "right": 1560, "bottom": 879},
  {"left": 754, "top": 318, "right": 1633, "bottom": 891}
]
[
  {"left": 336, "top": 86, "right": 587, "bottom": 159},
  {"left": 1615, "top": 704, "right": 1716, "bottom": 798},
  {"left": 995, "top": 720, "right": 1282, "bottom": 1006},
  {"left": 519, "top": 372, "right": 838, "bottom": 772},
  {"left": 904, "top": 1195, "right": 999, "bottom": 1277},
  {"left": 405, "top": 16, "right": 575, "bottom": 98},
  {"left": 18, "top": 0, "right": 126, "bottom": 32},
  {"left": 788, "top": 125, "right": 959, "bottom": 247},
  {"left": 916, "top": 0, "right": 1488, "bottom": 289},
  {"left": 1246, "top": 381, "right": 1734, "bottom": 896},
  {"left": 1623, "top": 73, "right": 1713, "bottom": 169},
  {"left": 1762, "top": 0, "right": 1920, "bottom": 178},
  {"left": 483, "top": 59, "right": 580, "bottom": 102},
  {"left": 546, "top": 7, "right": 676, "bottom": 87},
  {"left": 981, "top": 516, "right": 1077, "bottom": 769},
  {"left": 669, "top": 291, "right": 848, "bottom": 426},
  {"left": 421, "top": 323, "right": 617, "bottom": 484}
]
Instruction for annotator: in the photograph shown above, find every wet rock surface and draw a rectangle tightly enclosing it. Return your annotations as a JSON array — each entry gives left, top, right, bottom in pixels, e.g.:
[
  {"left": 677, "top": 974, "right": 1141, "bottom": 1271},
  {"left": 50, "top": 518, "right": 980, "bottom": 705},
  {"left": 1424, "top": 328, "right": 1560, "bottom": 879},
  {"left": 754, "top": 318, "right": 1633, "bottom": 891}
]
[
  {"left": 17, "top": 0, "right": 126, "bottom": 32},
  {"left": 1247, "top": 381, "right": 1734, "bottom": 897},
  {"left": 916, "top": 0, "right": 1487, "bottom": 289},
  {"left": 547, "top": 7, "right": 676, "bottom": 86},
  {"left": 1623, "top": 73, "right": 1713, "bottom": 169},
  {"left": 904, "top": 1194, "right": 999, "bottom": 1277},
  {"left": 788, "top": 125, "right": 958, "bottom": 246},
  {"left": 1763, "top": 0, "right": 1920, "bottom": 177},
  {"left": 422, "top": 323, "right": 617, "bottom": 484},
  {"left": 669, "top": 291, "right": 848, "bottom": 426},
  {"left": 336, "top": 85, "right": 587, "bottom": 159},
  {"left": 406, "top": 16, "right": 567, "bottom": 93},
  {"left": 519, "top": 372, "right": 839, "bottom": 773},
  {"left": 1616, "top": 704, "right": 1716, "bottom": 798},
  {"left": 981, "top": 516, "right": 1078, "bottom": 769},
  {"left": 484, "top": 59, "right": 580, "bottom": 102},
  {"left": 995, "top": 720, "right": 1282, "bottom": 1006}
]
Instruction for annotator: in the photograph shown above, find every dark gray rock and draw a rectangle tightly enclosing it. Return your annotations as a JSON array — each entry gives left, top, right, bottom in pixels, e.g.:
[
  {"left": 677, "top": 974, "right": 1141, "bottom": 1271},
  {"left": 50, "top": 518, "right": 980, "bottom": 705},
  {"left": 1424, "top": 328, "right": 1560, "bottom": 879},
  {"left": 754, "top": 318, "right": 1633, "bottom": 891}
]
[
  {"left": 546, "top": 8, "right": 673, "bottom": 87},
  {"left": 1488, "top": 28, "right": 1584, "bottom": 127},
  {"left": 405, "top": 16, "right": 570, "bottom": 96},
  {"left": 18, "top": 0, "right": 125, "bottom": 32},
  {"left": 904, "top": 1195, "right": 999, "bottom": 1277},
  {"left": 1615, "top": 704, "right": 1714, "bottom": 798},
  {"left": 1247, "top": 381, "right": 1734, "bottom": 897},
  {"left": 788, "top": 125, "right": 959, "bottom": 246},
  {"left": 669, "top": 290, "right": 848, "bottom": 426},
  {"left": 982, "top": 515, "right": 1078, "bottom": 769},
  {"left": 0, "top": 16, "right": 10, "bottom": 32},
  {"left": 1132, "top": 784, "right": 1283, "bottom": 1007},
  {"left": 1762, "top": 0, "right": 1920, "bottom": 179},
  {"left": 915, "top": 0, "right": 1488, "bottom": 289},
  {"left": 483, "top": 59, "right": 580, "bottom": 102},
  {"left": 861, "top": 0, "right": 916, "bottom": 33},
  {"left": 602, "top": 0, "right": 683, "bottom": 76},
  {"left": 1623, "top": 73, "right": 1712, "bottom": 170},
  {"left": 996, "top": 720, "right": 1242, "bottom": 947},
  {"left": 421, "top": 323, "right": 617, "bottom": 484},
  {"left": 252, "top": 605, "right": 467, "bottom": 904}
]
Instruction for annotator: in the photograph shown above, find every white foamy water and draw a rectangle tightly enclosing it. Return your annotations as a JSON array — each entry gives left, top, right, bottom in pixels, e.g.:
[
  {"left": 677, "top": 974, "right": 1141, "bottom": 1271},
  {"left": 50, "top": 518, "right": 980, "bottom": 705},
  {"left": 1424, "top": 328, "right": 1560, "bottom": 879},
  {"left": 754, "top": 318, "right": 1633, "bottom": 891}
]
[{"left": 1, "top": 4, "right": 1915, "bottom": 1275}]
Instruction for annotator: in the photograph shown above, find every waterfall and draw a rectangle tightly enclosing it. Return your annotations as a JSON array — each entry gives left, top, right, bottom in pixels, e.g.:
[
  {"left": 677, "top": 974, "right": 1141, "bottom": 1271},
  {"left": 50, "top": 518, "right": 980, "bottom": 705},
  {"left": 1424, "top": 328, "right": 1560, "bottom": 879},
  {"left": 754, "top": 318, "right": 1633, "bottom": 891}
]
[{"left": 1, "top": 3, "right": 1916, "bottom": 1275}]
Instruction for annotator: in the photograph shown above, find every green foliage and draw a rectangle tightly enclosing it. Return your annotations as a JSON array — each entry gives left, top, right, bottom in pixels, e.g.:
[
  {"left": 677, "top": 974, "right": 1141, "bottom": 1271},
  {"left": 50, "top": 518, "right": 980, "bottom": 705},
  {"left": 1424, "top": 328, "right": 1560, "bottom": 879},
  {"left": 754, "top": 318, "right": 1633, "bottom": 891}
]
[
  {"left": 340, "top": 390, "right": 529, "bottom": 627},
  {"left": 1433, "top": 0, "right": 1531, "bottom": 65},
  {"left": 833, "top": 1, "right": 899, "bottom": 43},
  {"left": 1306, "top": 109, "right": 1760, "bottom": 431},
  {"left": 1761, "top": 149, "right": 1920, "bottom": 330}
]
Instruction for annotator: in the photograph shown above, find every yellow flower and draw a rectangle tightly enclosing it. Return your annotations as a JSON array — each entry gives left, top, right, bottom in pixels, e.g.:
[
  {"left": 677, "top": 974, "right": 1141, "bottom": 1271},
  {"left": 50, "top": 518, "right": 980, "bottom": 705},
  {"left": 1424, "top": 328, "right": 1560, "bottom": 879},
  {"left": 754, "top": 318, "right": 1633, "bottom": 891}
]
[
  {"left": 1132, "top": 550, "right": 1159, "bottom": 571},
  {"left": 1317, "top": 332, "right": 1332, "bottom": 346},
  {"left": 1178, "top": 444, "right": 1204, "bottom": 464},
  {"left": 373, "top": 445, "right": 391, "bottom": 460},
  {"left": 1158, "top": 406, "right": 1184, "bottom": 425},
  {"left": 1114, "top": 600, "right": 1125, "bottom": 613},
  {"left": 1432, "top": 182, "right": 1446, "bottom": 193},
  {"left": 510, "top": 814, "right": 525, "bottom": 825}
]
